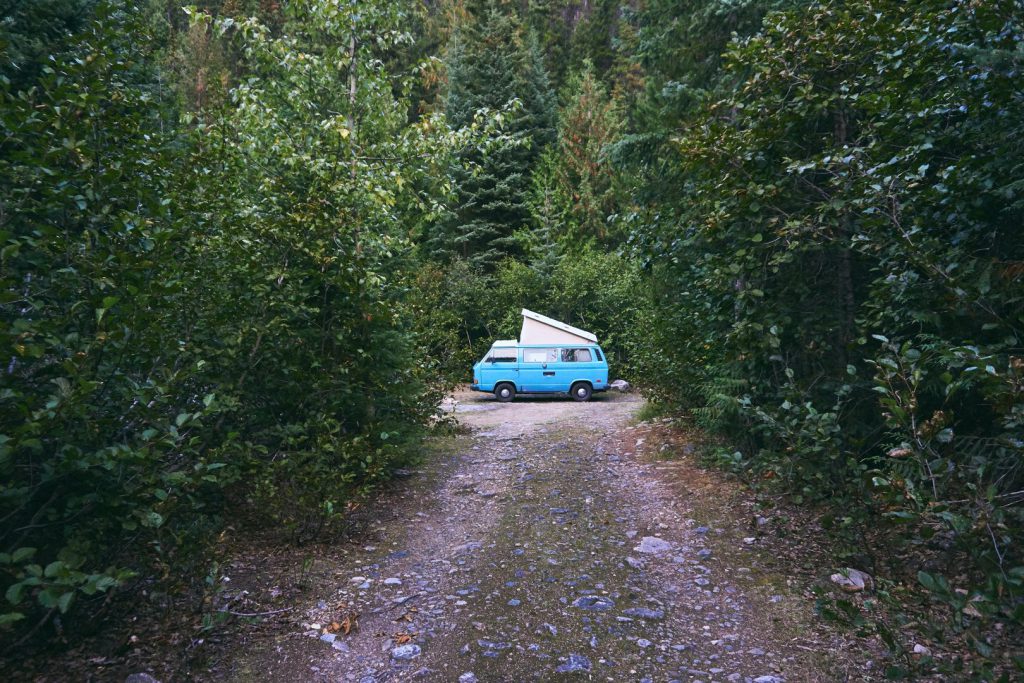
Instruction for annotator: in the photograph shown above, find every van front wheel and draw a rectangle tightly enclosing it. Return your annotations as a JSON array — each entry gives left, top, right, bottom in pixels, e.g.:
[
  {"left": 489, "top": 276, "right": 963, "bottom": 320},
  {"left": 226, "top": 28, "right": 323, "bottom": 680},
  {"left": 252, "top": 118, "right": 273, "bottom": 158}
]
[
  {"left": 495, "top": 383, "right": 516, "bottom": 402},
  {"left": 571, "top": 382, "right": 592, "bottom": 402}
]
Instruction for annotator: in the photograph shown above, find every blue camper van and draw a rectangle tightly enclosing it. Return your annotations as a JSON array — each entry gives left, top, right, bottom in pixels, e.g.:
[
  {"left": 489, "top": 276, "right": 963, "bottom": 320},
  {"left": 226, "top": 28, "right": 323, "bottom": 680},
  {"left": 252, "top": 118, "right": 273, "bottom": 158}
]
[{"left": 471, "top": 341, "right": 610, "bottom": 402}]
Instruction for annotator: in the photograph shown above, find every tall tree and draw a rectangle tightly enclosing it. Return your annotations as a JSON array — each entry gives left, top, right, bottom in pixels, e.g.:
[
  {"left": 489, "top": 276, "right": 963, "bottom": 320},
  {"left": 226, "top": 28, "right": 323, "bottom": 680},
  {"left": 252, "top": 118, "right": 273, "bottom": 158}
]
[
  {"left": 429, "top": 0, "right": 556, "bottom": 270},
  {"left": 553, "top": 60, "right": 624, "bottom": 247}
]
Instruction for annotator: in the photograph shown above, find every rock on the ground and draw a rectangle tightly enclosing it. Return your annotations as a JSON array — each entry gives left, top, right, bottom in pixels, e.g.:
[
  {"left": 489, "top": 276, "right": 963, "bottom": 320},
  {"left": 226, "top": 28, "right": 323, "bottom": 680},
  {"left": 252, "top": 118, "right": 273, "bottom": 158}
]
[
  {"left": 635, "top": 536, "right": 672, "bottom": 554},
  {"left": 753, "top": 676, "right": 785, "bottom": 683},
  {"left": 623, "top": 607, "right": 665, "bottom": 620},
  {"left": 391, "top": 644, "right": 422, "bottom": 661},
  {"left": 555, "top": 654, "right": 592, "bottom": 673},
  {"left": 458, "top": 674, "right": 478, "bottom": 683},
  {"left": 610, "top": 379, "right": 631, "bottom": 392},
  {"left": 572, "top": 595, "right": 615, "bottom": 611},
  {"left": 829, "top": 568, "right": 872, "bottom": 592}
]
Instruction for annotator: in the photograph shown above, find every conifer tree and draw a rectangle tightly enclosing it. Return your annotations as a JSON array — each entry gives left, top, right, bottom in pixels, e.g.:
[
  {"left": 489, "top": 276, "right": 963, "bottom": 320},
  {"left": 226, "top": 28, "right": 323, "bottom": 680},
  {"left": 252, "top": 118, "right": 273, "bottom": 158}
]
[{"left": 430, "top": 0, "right": 556, "bottom": 271}]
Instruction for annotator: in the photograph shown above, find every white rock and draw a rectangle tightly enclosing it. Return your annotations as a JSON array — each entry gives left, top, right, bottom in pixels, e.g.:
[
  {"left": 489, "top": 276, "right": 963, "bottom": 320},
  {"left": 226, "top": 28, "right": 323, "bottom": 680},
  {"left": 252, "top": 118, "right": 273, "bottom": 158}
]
[
  {"left": 829, "top": 568, "right": 872, "bottom": 592},
  {"left": 384, "top": 577, "right": 402, "bottom": 586},
  {"left": 634, "top": 536, "right": 673, "bottom": 554},
  {"left": 391, "top": 643, "right": 422, "bottom": 660}
]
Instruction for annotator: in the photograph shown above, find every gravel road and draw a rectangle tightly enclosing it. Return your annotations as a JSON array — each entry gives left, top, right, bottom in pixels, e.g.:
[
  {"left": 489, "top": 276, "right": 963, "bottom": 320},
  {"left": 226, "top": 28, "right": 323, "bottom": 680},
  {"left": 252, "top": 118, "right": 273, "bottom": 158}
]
[{"left": 224, "top": 389, "right": 834, "bottom": 682}]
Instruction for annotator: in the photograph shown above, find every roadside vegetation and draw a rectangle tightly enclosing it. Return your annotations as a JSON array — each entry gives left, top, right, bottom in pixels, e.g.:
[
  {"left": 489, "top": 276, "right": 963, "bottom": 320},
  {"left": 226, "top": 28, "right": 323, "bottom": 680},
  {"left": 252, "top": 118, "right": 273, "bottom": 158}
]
[{"left": 2, "top": 0, "right": 1021, "bottom": 678}]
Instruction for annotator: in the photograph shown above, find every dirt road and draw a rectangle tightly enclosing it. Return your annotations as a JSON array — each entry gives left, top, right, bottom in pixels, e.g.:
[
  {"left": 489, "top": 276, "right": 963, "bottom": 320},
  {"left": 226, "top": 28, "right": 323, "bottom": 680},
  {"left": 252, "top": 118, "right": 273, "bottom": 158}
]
[{"left": 223, "top": 390, "right": 848, "bottom": 682}]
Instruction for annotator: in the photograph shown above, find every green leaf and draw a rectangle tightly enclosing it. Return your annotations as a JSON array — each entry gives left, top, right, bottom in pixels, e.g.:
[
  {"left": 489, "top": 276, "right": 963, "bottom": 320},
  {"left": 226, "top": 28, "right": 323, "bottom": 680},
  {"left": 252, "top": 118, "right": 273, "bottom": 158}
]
[
  {"left": 0, "top": 612, "right": 26, "bottom": 627},
  {"left": 11, "top": 547, "right": 36, "bottom": 564},
  {"left": 57, "top": 591, "right": 74, "bottom": 614},
  {"left": 5, "top": 583, "right": 25, "bottom": 605}
]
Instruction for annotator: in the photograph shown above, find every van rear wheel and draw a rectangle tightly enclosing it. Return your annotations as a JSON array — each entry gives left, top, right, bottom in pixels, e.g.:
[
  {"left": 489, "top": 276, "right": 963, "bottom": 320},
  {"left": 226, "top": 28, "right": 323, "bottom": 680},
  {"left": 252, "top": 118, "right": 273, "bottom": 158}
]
[
  {"left": 571, "top": 382, "right": 592, "bottom": 402},
  {"left": 495, "top": 383, "right": 516, "bottom": 402}
]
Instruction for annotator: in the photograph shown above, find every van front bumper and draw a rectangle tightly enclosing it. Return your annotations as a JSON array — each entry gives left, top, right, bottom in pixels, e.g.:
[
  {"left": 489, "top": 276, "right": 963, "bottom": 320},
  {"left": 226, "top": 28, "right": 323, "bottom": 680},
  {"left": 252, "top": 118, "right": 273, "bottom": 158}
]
[{"left": 470, "top": 384, "right": 481, "bottom": 391}]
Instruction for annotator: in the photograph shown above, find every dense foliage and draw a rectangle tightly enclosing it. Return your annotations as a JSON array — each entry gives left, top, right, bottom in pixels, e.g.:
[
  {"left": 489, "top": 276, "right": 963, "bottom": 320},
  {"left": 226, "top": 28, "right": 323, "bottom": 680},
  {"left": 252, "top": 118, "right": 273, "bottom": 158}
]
[
  {"left": 0, "top": 0, "right": 455, "bottom": 640},
  {"left": 627, "top": 0, "right": 1024, "bottom": 675},
  {"left": 2, "top": 0, "right": 1021, "bottom": 675}
]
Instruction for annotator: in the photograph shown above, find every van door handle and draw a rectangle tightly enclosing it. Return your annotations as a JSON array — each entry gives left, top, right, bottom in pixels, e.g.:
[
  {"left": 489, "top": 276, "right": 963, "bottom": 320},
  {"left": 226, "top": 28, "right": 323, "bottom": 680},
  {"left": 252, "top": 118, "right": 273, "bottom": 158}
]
[{"left": 543, "top": 371, "right": 555, "bottom": 376}]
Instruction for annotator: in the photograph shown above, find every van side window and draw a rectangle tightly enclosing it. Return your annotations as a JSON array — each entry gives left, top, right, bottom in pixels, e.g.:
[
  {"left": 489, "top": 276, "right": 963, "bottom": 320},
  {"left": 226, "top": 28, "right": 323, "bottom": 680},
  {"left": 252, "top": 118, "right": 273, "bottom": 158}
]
[
  {"left": 487, "top": 349, "right": 517, "bottom": 363},
  {"left": 524, "top": 348, "right": 557, "bottom": 363},
  {"left": 561, "top": 348, "right": 592, "bottom": 362},
  {"left": 593, "top": 347, "right": 603, "bottom": 361}
]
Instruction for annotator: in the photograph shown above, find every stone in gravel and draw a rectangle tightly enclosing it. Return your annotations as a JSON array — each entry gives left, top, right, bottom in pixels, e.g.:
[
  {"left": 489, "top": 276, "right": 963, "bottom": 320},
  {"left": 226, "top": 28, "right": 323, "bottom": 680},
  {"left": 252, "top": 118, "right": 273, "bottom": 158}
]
[
  {"left": 572, "top": 595, "right": 615, "bottom": 611},
  {"left": 753, "top": 677, "right": 785, "bottom": 683},
  {"left": 637, "top": 639, "right": 652, "bottom": 648},
  {"left": 507, "top": 599, "right": 521, "bottom": 606},
  {"left": 748, "top": 647, "right": 766, "bottom": 656},
  {"left": 453, "top": 541, "right": 482, "bottom": 554},
  {"left": 320, "top": 633, "right": 337, "bottom": 644},
  {"left": 538, "top": 622, "right": 558, "bottom": 636},
  {"left": 635, "top": 536, "right": 672, "bottom": 554},
  {"left": 697, "top": 549, "right": 713, "bottom": 559},
  {"left": 555, "top": 654, "right": 592, "bottom": 673},
  {"left": 477, "top": 639, "right": 512, "bottom": 650},
  {"left": 625, "top": 556, "right": 645, "bottom": 569},
  {"left": 622, "top": 607, "right": 665, "bottom": 620},
  {"left": 459, "top": 674, "right": 478, "bottom": 683},
  {"left": 384, "top": 577, "right": 402, "bottom": 586},
  {"left": 391, "top": 644, "right": 422, "bottom": 661}
]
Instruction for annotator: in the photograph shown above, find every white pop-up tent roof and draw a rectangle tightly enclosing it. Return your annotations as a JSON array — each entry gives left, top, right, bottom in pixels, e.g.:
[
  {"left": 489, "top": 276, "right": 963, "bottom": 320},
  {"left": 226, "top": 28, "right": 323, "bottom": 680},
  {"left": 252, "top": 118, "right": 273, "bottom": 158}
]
[{"left": 518, "top": 309, "right": 598, "bottom": 345}]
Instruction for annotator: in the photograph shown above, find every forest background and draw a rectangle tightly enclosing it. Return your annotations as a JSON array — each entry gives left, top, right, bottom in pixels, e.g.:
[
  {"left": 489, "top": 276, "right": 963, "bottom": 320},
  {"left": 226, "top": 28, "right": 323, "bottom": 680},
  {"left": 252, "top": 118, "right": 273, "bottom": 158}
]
[{"left": 1, "top": 0, "right": 1022, "bottom": 678}]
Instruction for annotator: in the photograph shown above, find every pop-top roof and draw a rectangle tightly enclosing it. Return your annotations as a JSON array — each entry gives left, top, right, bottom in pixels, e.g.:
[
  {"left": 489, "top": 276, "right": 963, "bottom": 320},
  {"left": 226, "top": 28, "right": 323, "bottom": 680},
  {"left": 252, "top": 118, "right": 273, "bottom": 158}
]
[
  {"left": 491, "top": 339, "right": 518, "bottom": 347},
  {"left": 520, "top": 309, "right": 598, "bottom": 343}
]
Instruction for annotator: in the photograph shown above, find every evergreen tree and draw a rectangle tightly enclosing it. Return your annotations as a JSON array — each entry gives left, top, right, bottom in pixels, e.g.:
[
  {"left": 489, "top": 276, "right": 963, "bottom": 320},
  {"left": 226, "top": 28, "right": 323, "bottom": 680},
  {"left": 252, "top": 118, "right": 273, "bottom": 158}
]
[
  {"left": 554, "top": 61, "right": 624, "bottom": 247},
  {"left": 430, "top": 0, "right": 556, "bottom": 271},
  {"left": 567, "top": 0, "right": 618, "bottom": 81}
]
